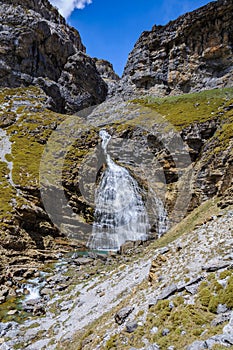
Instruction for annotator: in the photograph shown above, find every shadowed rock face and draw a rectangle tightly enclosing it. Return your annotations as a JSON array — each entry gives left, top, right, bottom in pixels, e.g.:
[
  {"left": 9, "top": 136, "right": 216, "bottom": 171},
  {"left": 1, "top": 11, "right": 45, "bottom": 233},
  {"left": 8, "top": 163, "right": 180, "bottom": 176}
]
[
  {"left": 0, "top": 0, "right": 108, "bottom": 113},
  {"left": 94, "top": 59, "right": 120, "bottom": 82},
  {"left": 113, "top": 0, "right": 233, "bottom": 98},
  {"left": 93, "top": 58, "right": 120, "bottom": 97}
]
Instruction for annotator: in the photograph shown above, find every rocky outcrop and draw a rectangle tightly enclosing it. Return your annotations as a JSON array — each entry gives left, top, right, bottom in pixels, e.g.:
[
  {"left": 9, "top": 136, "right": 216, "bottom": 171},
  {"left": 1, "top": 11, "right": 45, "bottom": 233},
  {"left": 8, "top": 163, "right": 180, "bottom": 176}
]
[
  {"left": 1, "top": 85, "right": 232, "bottom": 271},
  {"left": 94, "top": 58, "right": 120, "bottom": 82},
  {"left": 0, "top": 0, "right": 107, "bottom": 113},
  {"left": 113, "top": 0, "right": 233, "bottom": 98},
  {"left": 0, "top": 86, "right": 87, "bottom": 271},
  {"left": 93, "top": 58, "right": 120, "bottom": 93}
]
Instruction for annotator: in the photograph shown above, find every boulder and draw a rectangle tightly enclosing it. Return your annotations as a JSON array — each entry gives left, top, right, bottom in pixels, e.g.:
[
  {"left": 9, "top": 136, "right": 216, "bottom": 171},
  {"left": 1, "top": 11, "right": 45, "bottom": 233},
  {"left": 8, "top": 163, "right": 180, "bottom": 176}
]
[
  {"left": 114, "top": 307, "right": 134, "bottom": 325},
  {"left": 126, "top": 321, "right": 138, "bottom": 333}
]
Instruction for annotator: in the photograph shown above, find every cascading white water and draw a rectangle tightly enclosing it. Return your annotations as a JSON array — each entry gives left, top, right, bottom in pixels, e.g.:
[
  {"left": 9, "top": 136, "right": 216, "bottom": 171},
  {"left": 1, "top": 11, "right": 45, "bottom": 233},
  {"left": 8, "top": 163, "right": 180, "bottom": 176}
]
[
  {"left": 0, "top": 128, "right": 21, "bottom": 196},
  {"left": 150, "top": 191, "right": 169, "bottom": 237},
  {"left": 88, "top": 130, "right": 150, "bottom": 251},
  {"left": 17, "top": 277, "right": 44, "bottom": 301}
]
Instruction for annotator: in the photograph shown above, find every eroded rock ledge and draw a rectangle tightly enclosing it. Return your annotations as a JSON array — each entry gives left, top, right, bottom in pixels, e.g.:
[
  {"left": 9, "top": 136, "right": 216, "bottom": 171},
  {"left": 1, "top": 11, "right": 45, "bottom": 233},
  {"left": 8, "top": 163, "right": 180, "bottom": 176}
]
[
  {"left": 112, "top": 0, "right": 233, "bottom": 98},
  {"left": 0, "top": 0, "right": 108, "bottom": 113}
]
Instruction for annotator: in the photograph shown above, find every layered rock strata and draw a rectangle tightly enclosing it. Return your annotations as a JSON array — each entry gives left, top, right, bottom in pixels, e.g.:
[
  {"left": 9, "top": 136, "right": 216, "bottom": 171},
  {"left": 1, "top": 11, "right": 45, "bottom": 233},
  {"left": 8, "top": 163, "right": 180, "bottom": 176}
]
[
  {"left": 0, "top": 0, "right": 108, "bottom": 113},
  {"left": 113, "top": 0, "right": 233, "bottom": 98}
]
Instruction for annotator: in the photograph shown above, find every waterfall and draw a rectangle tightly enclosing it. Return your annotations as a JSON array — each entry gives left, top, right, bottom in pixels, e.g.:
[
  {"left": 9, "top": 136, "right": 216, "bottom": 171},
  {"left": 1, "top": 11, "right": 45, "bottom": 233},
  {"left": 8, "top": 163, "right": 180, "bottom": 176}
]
[
  {"left": 88, "top": 130, "right": 150, "bottom": 251},
  {"left": 0, "top": 128, "right": 20, "bottom": 196},
  {"left": 150, "top": 192, "right": 169, "bottom": 238}
]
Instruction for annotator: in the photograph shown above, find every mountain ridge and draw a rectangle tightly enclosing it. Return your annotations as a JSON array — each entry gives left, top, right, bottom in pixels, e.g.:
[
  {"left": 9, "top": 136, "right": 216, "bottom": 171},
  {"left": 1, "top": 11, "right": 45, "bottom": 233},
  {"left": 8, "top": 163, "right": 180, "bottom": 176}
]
[
  {"left": 111, "top": 0, "right": 233, "bottom": 99},
  {"left": 0, "top": 0, "right": 108, "bottom": 113}
]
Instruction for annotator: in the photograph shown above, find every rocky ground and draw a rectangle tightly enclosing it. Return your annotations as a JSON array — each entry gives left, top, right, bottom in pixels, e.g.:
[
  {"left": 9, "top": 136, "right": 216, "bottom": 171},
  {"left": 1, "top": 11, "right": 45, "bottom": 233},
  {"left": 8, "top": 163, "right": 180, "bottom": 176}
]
[
  {"left": 0, "top": 201, "right": 232, "bottom": 350},
  {"left": 0, "top": 1, "right": 233, "bottom": 349},
  {"left": 0, "top": 86, "right": 232, "bottom": 350}
]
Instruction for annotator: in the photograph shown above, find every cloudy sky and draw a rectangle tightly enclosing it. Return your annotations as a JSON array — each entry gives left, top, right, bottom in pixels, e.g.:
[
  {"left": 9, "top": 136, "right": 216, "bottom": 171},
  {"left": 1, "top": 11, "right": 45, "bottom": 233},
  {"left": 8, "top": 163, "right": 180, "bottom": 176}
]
[{"left": 49, "top": 0, "right": 212, "bottom": 76}]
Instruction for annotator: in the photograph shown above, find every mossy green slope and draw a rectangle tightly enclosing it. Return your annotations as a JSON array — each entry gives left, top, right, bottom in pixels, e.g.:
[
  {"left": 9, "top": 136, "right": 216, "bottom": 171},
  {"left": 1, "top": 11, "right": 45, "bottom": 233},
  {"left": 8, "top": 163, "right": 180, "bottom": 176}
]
[
  {"left": 132, "top": 87, "right": 233, "bottom": 130},
  {"left": 0, "top": 87, "right": 66, "bottom": 224},
  {"left": 0, "top": 85, "right": 232, "bottom": 261}
]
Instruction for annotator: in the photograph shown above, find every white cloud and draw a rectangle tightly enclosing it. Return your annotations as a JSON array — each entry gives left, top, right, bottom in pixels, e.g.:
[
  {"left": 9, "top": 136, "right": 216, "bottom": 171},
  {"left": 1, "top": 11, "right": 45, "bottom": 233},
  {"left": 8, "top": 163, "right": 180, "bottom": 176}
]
[{"left": 49, "top": 0, "right": 92, "bottom": 19}]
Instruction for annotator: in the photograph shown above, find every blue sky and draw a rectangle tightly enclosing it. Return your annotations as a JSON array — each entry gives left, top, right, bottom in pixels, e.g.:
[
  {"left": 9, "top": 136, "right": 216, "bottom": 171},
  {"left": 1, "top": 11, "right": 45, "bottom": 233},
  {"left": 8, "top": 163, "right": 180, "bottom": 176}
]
[{"left": 50, "top": 0, "right": 213, "bottom": 76}]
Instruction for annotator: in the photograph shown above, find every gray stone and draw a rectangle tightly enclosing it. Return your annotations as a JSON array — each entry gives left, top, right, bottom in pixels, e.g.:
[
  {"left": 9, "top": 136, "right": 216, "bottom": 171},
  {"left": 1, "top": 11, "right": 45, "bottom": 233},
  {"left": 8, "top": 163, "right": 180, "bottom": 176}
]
[
  {"left": 159, "top": 247, "right": 170, "bottom": 255},
  {"left": 59, "top": 300, "right": 73, "bottom": 312},
  {"left": 162, "top": 328, "right": 170, "bottom": 336},
  {"left": 0, "top": 287, "right": 9, "bottom": 298},
  {"left": 0, "top": 322, "right": 18, "bottom": 337},
  {"left": 150, "top": 327, "right": 159, "bottom": 334},
  {"left": 148, "top": 298, "right": 157, "bottom": 308},
  {"left": 126, "top": 321, "right": 138, "bottom": 333},
  {"left": 169, "top": 301, "right": 174, "bottom": 309},
  {"left": 186, "top": 340, "right": 206, "bottom": 350},
  {"left": 7, "top": 310, "right": 18, "bottom": 316},
  {"left": 211, "top": 312, "right": 231, "bottom": 327},
  {"left": 217, "top": 304, "right": 228, "bottom": 314},
  {"left": 114, "top": 307, "right": 134, "bottom": 325},
  {"left": 0, "top": 0, "right": 107, "bottom": 114},
  {"left": 205, "top": 334, "right": 233, "bottom": 347},
  {"left": 185, "top": 285, "right": 198, "bottom": 295},
  {"left": 202, "top": 262, "right": 230, "bottom": 272},
  {"left": 177, "top": 276, "right": 203, "bottom": 292},
  {"left": 74, "top": 257, "right": 94, "bottom": 266},
  {"left": 0, "top": 297, "right": 6, "bottom": 304},
  {"left": 56, "top": 284, "right": 69, "bottom": 291},
  {"left": 157, "top": 284, "right": 177, "bottom": 301},
  {"left": 146, "top": 344, "right": 160, "bottom": 350},
  {"left": 119, "top": 240, "right": 142, "bottom": 254},
  {"left": 112, "top": 0, "right": 233, "bottom": 100},
  {"left": 40, "top": 287, "right": 52, "bottom": 296}
]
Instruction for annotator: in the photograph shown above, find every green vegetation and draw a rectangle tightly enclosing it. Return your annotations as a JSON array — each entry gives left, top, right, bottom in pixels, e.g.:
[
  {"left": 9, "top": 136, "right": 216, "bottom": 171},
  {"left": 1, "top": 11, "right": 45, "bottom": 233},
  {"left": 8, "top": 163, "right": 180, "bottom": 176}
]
[
  {"left": 199, "top": 274, "right": 233, "bottom": 312},
  {"left": 0, "top": 161, "right": 16, "bottom": 225},
  {"left": 0, "top": 86, "right": 68, "bottom": 224},
  {"left": 8, "top": 110, "right": 65, "bottom": 187},
  {"left": 0, "top": 86, "right": 232, "bottom": 227},
  {"left": 67, "top": 202, "right": 233, "bottom": 350},
  {"left": 103, "top": 270, "right": 233, "bottom": 350},
  {"left": 132, "top": 87, "right": 233, "bottom": 130}
]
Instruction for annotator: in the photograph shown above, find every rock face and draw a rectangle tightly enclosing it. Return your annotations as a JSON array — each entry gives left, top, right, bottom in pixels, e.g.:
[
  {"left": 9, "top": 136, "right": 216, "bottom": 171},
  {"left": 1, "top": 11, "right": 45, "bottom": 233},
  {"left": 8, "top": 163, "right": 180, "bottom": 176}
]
[
  {"left": 0, "top": 0, "right": 107, "bottom": 113},
  {"left": 94, "top": 58, "right": 120, "bottom": 83},
  {"left": 93, "top": 58, "right": 120, "bottom": 93},
  {"left": 114, "top": 0, "right": 233, "bottom": 98}
]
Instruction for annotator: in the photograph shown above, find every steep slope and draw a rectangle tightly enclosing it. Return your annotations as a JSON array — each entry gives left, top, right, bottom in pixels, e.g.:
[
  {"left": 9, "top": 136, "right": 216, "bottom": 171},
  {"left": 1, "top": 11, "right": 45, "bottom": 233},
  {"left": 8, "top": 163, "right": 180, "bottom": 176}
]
[
  {"left": 0, "top": 86, "right": 232, "bottom": 272},
  {"left": 0, "top": 0, "right": 233, "bottom": 348},
  {"left": 0, "top": 0, "right": 107, "bottom": 113},
  {"left": 113, "top": 0, "right": 233, "bottom": 98},
  {"left": 68, "top": 205, "right": 233, "bottom": 350}
]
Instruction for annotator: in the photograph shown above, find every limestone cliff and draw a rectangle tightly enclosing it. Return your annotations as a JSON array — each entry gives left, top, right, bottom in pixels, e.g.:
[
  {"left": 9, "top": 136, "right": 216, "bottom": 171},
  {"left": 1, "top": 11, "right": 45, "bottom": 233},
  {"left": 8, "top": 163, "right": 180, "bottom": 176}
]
[
  {"left": 0, "top": 0, "right": 107, "bottom": 113},
  {"left": 1, "top": 85, "right": 232, "bottom": 271},
  {"left": 0, "top": 1, "right": 233, "bottom": 346},
  {"left": 93, "top": 58, "right": 120, "bottom": 83},
  {"left": 113, "top": 0, "right": 233, "bottom": 98}
]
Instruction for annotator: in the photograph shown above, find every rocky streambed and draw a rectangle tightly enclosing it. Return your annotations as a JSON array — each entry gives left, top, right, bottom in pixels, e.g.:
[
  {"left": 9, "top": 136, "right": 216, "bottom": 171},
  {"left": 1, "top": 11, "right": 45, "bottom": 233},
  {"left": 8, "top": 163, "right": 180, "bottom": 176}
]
[
  {"left": 0, "top": 245, "right": 150, "bottom": 350},
  {"left": 0, "top": 205, "right": 232, "bottom": 350}
]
